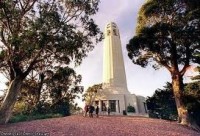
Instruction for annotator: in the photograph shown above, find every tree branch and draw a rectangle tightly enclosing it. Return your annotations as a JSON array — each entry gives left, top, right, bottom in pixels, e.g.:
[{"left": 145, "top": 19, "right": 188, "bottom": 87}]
[
  {"left": 18, "top": 0, "right": 25, "bottom": 11},
  {"left": 22, "top": 0, "right": 37, "bottom": 16},
  {"left": 155, "top": 53, "right": 172, "bottom": 72},
  {"left": 2, "top": 6, "right": 13, "bottom": 34},
  {"left": 180, "top": 44, "right": 191, "bottom": 76},
  {"left": 0, "top": 26, "right": 11, "bottom": 54},
  {"left": 0, "top": 27, "right": 7, "bottom": 47},
  {"left": 23, "top": 48, "right": 43, "bottom": 78},
  {"left": 8, "top": 60, "right": 15, "bottom": 80}
]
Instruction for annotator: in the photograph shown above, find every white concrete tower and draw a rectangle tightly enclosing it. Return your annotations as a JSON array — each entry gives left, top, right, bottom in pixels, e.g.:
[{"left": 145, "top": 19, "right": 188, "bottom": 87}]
[{"left": 103, "top": 22, "right": 128, "bottom": 90}]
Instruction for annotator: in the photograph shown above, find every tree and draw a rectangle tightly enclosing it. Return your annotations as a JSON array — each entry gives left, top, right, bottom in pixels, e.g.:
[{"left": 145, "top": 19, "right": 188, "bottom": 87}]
[
  {"left": 18, "top": 71, "right": 44, "bottom": 110},
  {"left": 146, "top": 82, "right": 178, "bottom": 120},
  {"left": 15, "top": 66, "right": 83, "bottom": 116},
  {"left": 127, "top": 0, "right": 199, "bottom": 126},
  {"left": 146, "top": 81, "right": 200, "bottom": 129},
  {"left": 45, "top": 66, "right": 83, "bottom": 116},
  {"left": 82, "top": 83, "right": 102, "bottom": 105},
  {"left": 0, "top": 0, "right": 101, "bottom": 124}
]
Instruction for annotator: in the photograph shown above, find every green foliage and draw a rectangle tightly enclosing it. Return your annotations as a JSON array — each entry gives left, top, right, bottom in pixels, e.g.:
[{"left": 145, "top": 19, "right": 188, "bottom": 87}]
[
  {"left": 9, "top": 66, "right": 82, "bottom": 118},
  {"left": 82, "top": 83, "right": 102, "bottom": 105},
  {"left": 50, "top": 98, "right": 70, "bottom": 116},
  {"left": 9, "top": 97, "right": 79, "bottom": 123},
  {"left": 146, "top": 82, "right": 178, "bottom": 120},
  {"left": 9, "top": 114, "right": 29, "bottom": 123},
  {"left": 191, "top": 66, "right": 200, "bottom": 81},
  {"left": 0, "top": 1, "right": 102, "bottom": 79},
  {"left": 184, "top": 81, "right": 200, "bottom": 126},
  {"left": 12, "top": 101, "right": 27, "bottom": 115},
  {"left": 185, "top": 54, "right": 200, "bottom": 126},
  {"left": 33, "top": 101, "right": 52, "bottom": 115},
  {"left": 70, "top": 105, "right": 82, "bottom": 114},
  {"left": 0, "top": 0, "right": 102, "bottom": 123},
  {"left": 127, "top": 105, "right": 135, "bottom": 113},
  {"left": 127, "top": 0, "right": 199, "bottom": 71},
  {"left": 9, "top": 113, "right": 62, "bottom": 123},
  {"left": 46, "top": 67, "right": 83, "bottom": 102},
  {"left": 147, "top": 81, "right": 200, "bottom": 124},
  {"left": 127, "top": 0, "right": 200, "bottom": 126},
  {"left": 30, "top": 99, "right": 71, "bottom": 116}
]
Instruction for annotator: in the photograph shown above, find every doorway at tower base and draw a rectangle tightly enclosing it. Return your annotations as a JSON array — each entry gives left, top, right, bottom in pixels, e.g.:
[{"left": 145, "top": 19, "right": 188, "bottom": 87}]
[{"left": 93, "top": 90, "right": 148, "bottom": 116}]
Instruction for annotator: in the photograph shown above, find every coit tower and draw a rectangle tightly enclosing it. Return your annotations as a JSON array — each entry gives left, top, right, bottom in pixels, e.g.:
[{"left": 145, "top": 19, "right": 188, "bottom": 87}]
[
  {"left": 95, "top": 22, "right": 146, "bottom": 115},
  {"left": 103, "top": 22, "right": 128, "bottom": 91}
]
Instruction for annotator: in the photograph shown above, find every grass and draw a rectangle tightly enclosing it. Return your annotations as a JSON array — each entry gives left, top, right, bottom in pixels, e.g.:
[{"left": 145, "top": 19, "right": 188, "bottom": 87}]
[{"left": 9, "top": 113, "right": 63, "bottom": 123}]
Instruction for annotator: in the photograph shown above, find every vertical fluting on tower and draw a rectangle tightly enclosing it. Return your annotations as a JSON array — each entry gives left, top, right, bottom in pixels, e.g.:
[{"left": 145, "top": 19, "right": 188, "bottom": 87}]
[{"left": 103, "top": 22, "right": 127, "bottom": 90}]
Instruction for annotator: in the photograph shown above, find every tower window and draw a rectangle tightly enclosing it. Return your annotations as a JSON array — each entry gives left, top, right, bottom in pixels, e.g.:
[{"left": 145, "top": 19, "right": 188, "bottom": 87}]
[
  {"left": 101, "top": 101, "right": 107, "bottom": 111},
  {"left": 112, "top": 25, "right": 116, "bottom": 28},
  {"left": 109, "top": 100, "right": 116, "bottom": 112},
  {"left": 107, "top": 30, "right": 111, "bottom": 36},
  {"left": 113, "top": 29, "right": 117, "bottom": 36}
]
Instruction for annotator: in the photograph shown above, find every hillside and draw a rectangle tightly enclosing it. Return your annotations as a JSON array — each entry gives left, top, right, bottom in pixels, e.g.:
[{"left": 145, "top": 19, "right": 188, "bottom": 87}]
[{"left": 0, "top": 115, "right": 199, "bottom": 136}]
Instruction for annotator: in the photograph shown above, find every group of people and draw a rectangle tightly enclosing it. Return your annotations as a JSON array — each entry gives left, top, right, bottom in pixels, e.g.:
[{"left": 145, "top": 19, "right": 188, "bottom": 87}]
[
  {"left": 83, "top": 104, "right": 111, "bottom": 117},
  {"left": 84, "top": 104, "right": 99, "bottom": 118}
]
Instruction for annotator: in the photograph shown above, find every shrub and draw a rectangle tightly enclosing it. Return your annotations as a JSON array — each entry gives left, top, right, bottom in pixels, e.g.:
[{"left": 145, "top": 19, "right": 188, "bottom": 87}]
[
  {"left": 50, "top": 99, "right": 70, "bottom": 116},
  {"left": 127, "top": 105, "right": 135, "bottom": 113},
  {"left": 33, "top": 101, "right": 51, "bottom": 115},
  {"left": 184, "top": 81, "right": 200, "bottom": 126},
  {"left": 9, "top": 114, "right": 29, "bottom": 123},
  {"left": 146, "top": 83, "right": 178, "bottom": 121},
  {"left": 13, "top": 101, "right": 27, "bottom": 115},
  {"left": 9, "top": 113, "right": 62, "bottom": 123}
]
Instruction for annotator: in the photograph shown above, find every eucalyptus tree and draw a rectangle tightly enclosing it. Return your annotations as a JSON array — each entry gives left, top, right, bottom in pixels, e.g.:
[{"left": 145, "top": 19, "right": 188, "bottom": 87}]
[
  {"left": 45, "top": 66, "right": 83, "bottom": 105},
  {"left": 38, "top": 66, "right": 83, "bottom": 116},
  {"left": 127, "top": 0, "right": 200, "bottom": 126},
  {"left": 0, "top": 0, "right": 101, "bottom": 124}
]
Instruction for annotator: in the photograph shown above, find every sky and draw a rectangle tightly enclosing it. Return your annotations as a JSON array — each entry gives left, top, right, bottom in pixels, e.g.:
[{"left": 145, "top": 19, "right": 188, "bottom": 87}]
[{"left": 0, "top": 0, "right": 196, "bottom": 106}]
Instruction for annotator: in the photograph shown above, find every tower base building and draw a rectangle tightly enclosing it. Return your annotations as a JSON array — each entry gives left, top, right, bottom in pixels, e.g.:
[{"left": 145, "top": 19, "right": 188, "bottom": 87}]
[{"left": 94, "top": 86, "right": 147, "bottom": 115}]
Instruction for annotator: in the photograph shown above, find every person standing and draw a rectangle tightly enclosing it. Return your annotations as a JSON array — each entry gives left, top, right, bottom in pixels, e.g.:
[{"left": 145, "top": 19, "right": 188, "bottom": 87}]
[
  {"left": 107, "top": 107, "right": 111, "bottom": 116},
  {"left": 84, "top": 104, "right": 89, "bottom": 117},
  {"left": 89, "top": 105, "right": 94, "bottom": 118},
  {"left": 95, "top": 105, "right": 99, "bottom": 117}
]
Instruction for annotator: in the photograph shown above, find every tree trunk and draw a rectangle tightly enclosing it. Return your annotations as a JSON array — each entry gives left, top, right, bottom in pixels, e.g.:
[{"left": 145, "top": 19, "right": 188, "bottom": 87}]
[
  {"left": 0, "top": 76, "right": 23, "bottom": 124},
  {"left": 172, "top": 74, "right": 190, "bottom": 125},
  {"left": 36, "top": 73, "right": 45, "bottom": 104}
]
